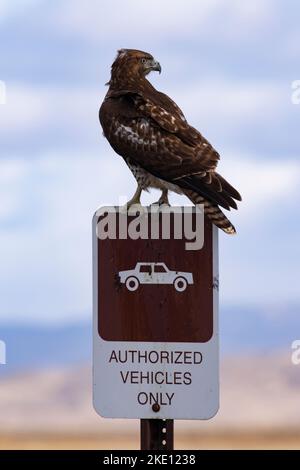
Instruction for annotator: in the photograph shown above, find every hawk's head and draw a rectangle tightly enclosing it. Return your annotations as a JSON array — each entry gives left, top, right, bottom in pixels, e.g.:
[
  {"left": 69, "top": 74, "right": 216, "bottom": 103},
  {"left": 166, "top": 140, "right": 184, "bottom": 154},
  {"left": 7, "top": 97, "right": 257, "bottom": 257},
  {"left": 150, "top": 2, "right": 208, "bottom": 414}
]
[{"left": 109, "top": 49, "right": 161, "bottom": 83}]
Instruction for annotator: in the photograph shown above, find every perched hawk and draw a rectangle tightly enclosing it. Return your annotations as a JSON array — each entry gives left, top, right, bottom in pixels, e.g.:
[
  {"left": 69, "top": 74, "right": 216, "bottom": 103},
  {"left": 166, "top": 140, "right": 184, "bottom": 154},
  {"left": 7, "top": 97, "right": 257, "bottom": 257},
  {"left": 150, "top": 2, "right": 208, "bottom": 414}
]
[{"left": 99, "top": 49, "right": 241, "bottom": 234}]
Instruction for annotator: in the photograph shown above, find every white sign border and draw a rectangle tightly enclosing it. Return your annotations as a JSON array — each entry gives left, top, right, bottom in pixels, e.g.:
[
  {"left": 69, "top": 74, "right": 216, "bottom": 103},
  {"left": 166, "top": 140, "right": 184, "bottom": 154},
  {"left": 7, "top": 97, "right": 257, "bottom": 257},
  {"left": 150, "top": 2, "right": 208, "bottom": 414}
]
[{"left": 93, "top": 207, "right": 219, "bottom": 420}]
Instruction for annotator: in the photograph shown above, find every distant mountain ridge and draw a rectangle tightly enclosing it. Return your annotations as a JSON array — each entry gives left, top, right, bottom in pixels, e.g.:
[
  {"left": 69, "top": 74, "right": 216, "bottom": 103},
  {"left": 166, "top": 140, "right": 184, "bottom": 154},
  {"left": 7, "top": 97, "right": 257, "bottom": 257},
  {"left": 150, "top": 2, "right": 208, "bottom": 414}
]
[
  {"left": 0, "top": 322, "right": 91, "bottom": 375},
  {"left": 0, "top": 303, "right": 299, "bottom": 374}
]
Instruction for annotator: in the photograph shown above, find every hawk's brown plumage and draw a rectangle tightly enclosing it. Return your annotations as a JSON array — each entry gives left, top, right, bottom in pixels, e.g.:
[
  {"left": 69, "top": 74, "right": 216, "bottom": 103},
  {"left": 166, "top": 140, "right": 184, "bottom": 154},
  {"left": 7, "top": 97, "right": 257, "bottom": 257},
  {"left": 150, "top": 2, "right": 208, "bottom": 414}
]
[{"left": 99, "top": 49, "right": 241, "bottom": 234}]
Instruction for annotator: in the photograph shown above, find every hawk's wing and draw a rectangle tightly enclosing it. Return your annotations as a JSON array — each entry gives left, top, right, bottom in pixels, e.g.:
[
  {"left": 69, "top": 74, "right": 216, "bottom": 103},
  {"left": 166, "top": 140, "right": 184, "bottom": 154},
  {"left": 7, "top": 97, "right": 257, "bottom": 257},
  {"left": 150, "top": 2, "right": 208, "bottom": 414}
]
[
  {"left": 101, "top": 90, "right": 241, "bottom": 209},
  {"left": 133, "top": 90, "right": 220, "bottom": 169}
]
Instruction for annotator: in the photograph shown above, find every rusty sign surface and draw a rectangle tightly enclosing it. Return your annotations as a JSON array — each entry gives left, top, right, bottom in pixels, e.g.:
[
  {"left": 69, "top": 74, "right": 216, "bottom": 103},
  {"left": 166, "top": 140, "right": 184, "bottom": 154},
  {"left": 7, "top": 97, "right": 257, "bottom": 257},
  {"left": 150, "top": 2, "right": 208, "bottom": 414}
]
[{"left": 93, "top": 206, "right": 219, "bottom": 419}]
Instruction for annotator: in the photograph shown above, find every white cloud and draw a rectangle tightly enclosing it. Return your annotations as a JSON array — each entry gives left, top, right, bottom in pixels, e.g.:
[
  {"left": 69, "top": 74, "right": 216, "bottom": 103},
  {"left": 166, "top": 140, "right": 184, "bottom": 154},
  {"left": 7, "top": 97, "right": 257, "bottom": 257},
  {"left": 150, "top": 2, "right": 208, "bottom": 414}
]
[
  {"left": 0, "top": 84, "right": 46, "bottom": 133},
  {"left": 0, "top": 153, "right": 134, "bottom": 323},
  {"left": 1, "top": 0, "right": 299, "bottom": 325},
  {"left": 0, "top": 151, "right": 299, "bottom": 323},
  {"left": 0, "top": 0, "right": 41, "bottom": 22},
  {"left": 220, "top": 156, "right": 300, "bottom": 215},
  {"left": 284, "top": 29, "right": 300, "bottom": 60},
  {"left": 0, "top": 83, "right": 104, "bottom": 136},
  {"left": 0, "top": 159, "right": 29, "bottom": 219},
  {"left": 166, "top": 80, "right": 284, "bottom": 127},
  {"left": 0, "top": 79, "right": 286, "bottom": 147},
  {"left": 54, "top": 0, "right": 273, "bottom": 43}
]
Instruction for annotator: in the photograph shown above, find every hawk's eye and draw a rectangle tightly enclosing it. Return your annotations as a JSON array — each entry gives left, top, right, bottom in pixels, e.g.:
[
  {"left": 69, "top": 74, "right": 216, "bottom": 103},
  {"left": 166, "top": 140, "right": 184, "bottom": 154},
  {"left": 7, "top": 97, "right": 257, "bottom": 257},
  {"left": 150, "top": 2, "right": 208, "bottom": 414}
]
[{"left": 141, "top": 58, "right": 147, "bottom": 64}]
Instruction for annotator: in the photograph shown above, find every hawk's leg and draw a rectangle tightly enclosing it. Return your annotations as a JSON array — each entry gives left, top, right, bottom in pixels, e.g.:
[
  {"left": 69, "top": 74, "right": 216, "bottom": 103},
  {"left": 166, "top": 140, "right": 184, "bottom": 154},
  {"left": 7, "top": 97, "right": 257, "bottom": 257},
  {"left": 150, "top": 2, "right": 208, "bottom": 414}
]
[
  {"left": 125, "top": 185, "right": 142, "bottom": 209},
  {"left": 152, "top": 189, "right": 170, "bottom": 206}
]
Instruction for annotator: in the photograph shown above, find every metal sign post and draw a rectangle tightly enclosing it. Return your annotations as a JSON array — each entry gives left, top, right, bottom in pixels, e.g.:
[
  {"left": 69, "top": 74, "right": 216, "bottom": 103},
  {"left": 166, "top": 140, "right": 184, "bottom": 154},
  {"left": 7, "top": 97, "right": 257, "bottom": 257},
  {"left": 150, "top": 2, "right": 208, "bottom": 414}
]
[
  {"left": 93, "top": 206, "right": 219, "bottom": 450},
  {"left": 141, "top": 419, "right": 174, "bottom": 450}
]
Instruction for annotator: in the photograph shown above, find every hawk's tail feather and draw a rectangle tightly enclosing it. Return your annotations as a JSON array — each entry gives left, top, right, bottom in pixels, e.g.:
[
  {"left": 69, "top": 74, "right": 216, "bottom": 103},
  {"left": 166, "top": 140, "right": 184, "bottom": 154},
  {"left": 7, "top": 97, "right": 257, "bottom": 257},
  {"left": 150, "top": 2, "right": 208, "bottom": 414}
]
[
  {"left": 177, "top": 172, "right": 240, "bottom": 211},
  {"left": 215, "top": 172, "right": 242, "bottom": 201},
  {"left": 185, "top": 190, "right": 236, "bottom": 235}
]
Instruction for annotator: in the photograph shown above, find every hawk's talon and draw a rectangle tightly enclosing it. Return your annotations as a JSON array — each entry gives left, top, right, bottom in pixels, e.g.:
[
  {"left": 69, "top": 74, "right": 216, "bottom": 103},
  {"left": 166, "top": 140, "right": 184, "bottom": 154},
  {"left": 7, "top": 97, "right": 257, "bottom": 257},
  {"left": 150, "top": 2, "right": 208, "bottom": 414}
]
[
  {"left": 152, "top": 189, "right": 170, "bottom": 207},
  {"left": 120, "top": 202, "right": 144, "bottom": 214},
  {"left": 151, "top": 200, "right": 171, "bottom": 207},
  {"left": 123, "top": 186, "right": 142, "bottom": 211}
]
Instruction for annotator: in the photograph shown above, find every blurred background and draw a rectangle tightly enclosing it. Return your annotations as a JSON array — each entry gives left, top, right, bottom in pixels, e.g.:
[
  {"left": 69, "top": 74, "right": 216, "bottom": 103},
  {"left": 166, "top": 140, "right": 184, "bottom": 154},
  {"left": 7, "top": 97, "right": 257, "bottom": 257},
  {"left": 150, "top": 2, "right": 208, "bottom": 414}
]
[{"left": 0, "top": 0, "right": 300, "bottom": 449}]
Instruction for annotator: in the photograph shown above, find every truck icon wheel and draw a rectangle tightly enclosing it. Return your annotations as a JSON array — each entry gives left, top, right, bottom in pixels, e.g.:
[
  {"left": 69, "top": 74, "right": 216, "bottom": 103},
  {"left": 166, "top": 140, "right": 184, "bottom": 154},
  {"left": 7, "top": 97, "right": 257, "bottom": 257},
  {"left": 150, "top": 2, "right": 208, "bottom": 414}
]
[
  {"left": 174, "top": 277, "right": 187, "bottom": 292},
  {"left": 125, "top": 276, "right": 139, "bottom": 292}
]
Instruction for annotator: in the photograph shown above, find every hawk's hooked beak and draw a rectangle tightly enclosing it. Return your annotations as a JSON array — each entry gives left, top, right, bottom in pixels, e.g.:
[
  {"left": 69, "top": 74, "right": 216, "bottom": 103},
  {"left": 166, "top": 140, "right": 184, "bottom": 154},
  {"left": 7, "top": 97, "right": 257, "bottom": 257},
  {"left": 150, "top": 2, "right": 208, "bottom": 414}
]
[{"left": 151, "top": 59, "right": 161, "bottom": 74}]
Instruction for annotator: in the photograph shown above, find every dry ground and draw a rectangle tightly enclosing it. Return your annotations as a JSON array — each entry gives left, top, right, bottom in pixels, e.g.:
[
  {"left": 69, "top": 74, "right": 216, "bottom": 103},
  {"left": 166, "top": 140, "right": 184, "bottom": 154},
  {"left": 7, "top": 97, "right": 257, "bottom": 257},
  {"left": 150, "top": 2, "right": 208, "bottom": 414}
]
[
  {"left": 1, "top": 433, "right": 300, "bottom": 450},
  {"left": 1, "top": 353, "right": 300, "bottom": 451}
]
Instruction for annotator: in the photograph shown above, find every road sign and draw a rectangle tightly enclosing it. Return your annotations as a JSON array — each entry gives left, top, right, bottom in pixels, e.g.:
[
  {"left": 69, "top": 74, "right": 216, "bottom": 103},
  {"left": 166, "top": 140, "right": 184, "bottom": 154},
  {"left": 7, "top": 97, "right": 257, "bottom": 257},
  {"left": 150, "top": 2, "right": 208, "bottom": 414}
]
[{"left": 93, "top": 206, "right": 219, "bottom": 419}]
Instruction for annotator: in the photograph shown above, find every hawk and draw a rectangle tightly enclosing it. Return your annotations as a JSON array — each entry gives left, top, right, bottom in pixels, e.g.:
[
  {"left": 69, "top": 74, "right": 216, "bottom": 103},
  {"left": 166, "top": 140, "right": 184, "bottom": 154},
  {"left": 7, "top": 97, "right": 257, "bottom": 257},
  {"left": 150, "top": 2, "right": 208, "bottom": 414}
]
[{"left": 99, "top": 49, "right": 241, "bottom": 234}]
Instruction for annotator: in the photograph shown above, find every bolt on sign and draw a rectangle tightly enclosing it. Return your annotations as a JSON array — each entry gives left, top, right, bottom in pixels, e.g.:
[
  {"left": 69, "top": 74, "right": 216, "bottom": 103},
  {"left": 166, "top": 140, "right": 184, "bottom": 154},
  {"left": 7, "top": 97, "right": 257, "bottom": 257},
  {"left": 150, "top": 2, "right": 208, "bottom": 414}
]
[{"left": 93, "top": 206, "right": 219, "bottom": 419}]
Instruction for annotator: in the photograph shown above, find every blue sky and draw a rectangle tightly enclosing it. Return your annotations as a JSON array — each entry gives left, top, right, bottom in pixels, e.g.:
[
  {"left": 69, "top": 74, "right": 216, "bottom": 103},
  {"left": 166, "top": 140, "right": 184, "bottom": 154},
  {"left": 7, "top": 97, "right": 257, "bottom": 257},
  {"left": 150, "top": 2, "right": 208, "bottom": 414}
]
[{"left": 0, "top": 0, "right": 299, "bottom": 324}]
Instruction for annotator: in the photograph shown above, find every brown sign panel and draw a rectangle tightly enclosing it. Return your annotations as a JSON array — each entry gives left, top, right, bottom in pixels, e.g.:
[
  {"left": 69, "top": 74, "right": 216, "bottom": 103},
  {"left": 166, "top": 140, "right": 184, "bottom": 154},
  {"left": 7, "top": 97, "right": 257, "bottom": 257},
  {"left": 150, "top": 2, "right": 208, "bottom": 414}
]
[{"left": 97, "top": 208, "right": 213, "bottom": 343}]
